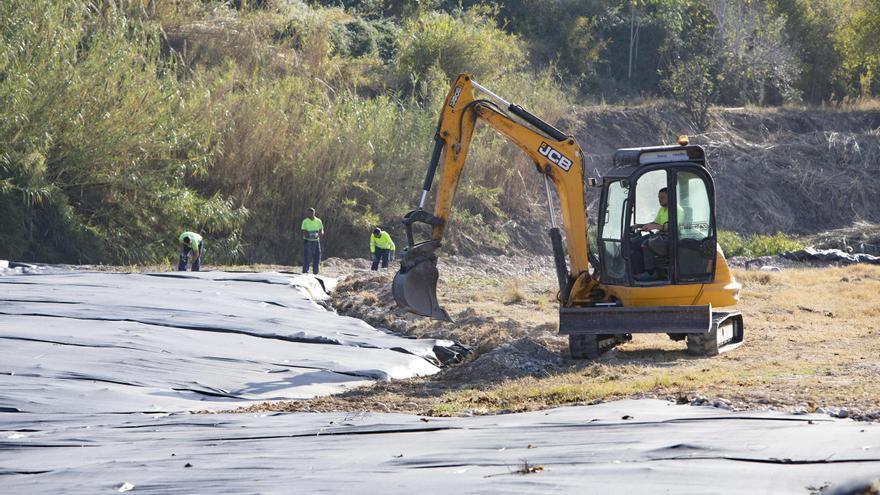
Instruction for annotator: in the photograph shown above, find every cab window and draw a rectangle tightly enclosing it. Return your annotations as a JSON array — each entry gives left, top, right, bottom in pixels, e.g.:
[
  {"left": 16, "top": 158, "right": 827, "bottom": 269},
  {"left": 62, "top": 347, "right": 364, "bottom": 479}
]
[
  {"left": 675, "top": 170, "right": 715, "bottom": 281},
  {"left": 599, "top": 180, "right": 628, "bottom": 283},
  {"left": 634, "top": 170, "right": 668, "bottom": 226}
]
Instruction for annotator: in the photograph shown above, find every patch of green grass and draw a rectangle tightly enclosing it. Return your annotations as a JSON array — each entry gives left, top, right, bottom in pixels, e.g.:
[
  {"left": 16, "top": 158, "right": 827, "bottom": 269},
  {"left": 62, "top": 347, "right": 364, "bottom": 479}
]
[{"left": 719, "top": 230, "right": 806, "bottom": 258}]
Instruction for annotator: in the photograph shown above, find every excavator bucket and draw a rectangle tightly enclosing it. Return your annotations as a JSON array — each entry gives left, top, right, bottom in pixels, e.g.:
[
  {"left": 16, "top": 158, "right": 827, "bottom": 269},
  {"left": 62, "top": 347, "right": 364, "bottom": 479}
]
[
  {"left": 393, "top": 207, "right": 450, "bottom": 321},
  {"left": 393, "top": 254, "right": 450, "bottom": 321}
]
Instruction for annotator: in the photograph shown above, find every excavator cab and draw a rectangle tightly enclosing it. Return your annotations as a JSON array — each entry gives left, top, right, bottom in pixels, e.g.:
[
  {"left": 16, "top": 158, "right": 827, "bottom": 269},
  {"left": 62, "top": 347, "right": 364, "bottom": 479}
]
[{"left": 598, "top": 145, "right": 718, "bottom": 287}]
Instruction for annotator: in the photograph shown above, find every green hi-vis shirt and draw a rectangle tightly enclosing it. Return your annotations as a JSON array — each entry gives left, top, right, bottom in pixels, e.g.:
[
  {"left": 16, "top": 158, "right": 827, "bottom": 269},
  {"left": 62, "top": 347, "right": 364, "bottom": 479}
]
[
  {"left": 370, "top": 231, "right": 395, "bottom": 253},
  {"left": 653, "top": 206, "right": 685, "bottom": 228},
  {"left": 301, "top": 217, "right": 324, "bottom": 241},
  {"left": 654, "top": 207, "right": 669, "bottom": 226},
  {"left": 179, "top": 232, "right": 202, "bottom": 246}
]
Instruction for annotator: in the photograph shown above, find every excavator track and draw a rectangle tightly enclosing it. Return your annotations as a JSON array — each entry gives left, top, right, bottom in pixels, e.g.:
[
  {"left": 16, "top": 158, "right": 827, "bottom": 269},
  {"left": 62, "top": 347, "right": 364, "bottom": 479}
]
[
  {"left": 569, "top": 333, "right": 632, "bottom": 359},
  {"left": 686, "top": 311, "right": 744, "bottom": 356}
]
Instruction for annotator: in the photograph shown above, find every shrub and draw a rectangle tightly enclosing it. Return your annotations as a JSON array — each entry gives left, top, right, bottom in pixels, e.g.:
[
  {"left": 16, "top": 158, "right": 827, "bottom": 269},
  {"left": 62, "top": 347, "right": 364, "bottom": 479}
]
[
  {"left": 745, "top": 232, "right": 807, "bottom": 258},
  {"left": 394, "top": 7, "right": 526, "bottom": 96},
  {"left": 330, "top": 17, "right": 380, "bottom": 58},
  {"left": 717, "top": 230, "right": 748, "bottom": 257},
  {"left": 662, "top": 54, "right": 719, "bottom": 131},
  {"left": 0, "top": 0, "right": 246, "bottom": 263},
  {"left": 370, "top": 18, "right": 401, "bottom": 61},
  {"left": 502, "top": 279, "right": 526, "bottom": 305}
]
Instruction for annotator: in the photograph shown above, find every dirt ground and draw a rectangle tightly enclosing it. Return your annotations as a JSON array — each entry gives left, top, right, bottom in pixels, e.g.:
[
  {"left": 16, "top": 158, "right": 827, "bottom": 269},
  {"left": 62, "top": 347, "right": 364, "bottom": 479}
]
[{"left": 231, "top": 256, "right": 880, "bottom": 421}]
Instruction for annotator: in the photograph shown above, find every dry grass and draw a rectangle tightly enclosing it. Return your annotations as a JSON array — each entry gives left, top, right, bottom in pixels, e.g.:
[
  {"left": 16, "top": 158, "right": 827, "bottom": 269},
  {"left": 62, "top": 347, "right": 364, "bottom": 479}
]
[
  {"left": 737, "top": 98, "right": 880, "bottom": 113},
  {"left": 462, "top": 265, "right": 880, "bottom": 414},
  {"left": 501, "top": 279, "right": 526, "bottom": 305},
  {"left": 239, "top": 264, "right": 880, "bottom": 418}
]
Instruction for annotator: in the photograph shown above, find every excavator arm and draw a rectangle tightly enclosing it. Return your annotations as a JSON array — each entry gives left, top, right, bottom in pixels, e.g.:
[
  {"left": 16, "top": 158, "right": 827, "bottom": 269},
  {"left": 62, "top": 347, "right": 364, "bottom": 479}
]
[{"left": 393, "top": 74, "right": 593, "bottom": 320}]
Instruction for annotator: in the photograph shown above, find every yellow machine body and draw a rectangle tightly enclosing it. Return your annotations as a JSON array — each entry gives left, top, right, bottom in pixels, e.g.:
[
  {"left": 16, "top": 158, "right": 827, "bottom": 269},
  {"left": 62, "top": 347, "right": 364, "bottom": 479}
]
[{"left": 393, "top": 74, "right": 744, "bottom": 358}]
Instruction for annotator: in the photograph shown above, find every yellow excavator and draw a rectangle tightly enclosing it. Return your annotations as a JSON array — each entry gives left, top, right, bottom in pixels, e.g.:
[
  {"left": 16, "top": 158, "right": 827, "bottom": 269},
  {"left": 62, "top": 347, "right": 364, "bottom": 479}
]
[{"left": 393, "top": 74, "right": 743, "bottom": 358}]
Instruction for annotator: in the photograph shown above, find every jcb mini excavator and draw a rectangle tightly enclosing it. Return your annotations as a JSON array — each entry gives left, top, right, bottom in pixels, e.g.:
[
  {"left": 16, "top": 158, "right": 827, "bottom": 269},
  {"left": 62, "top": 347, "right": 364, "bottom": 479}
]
[{"left": 393, "top": 74, "right": 744, "bottom": 358}]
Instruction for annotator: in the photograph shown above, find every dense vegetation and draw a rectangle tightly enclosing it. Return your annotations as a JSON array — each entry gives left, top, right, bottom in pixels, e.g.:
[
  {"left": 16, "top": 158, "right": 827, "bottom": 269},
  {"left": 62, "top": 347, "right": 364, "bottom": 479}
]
[{"left": 2, "top": 0, "right": 878, "bottom": 264}]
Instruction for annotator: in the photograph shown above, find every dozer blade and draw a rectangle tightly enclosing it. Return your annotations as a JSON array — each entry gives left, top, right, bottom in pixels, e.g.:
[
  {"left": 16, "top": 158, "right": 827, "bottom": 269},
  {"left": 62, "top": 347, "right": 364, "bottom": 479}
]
[
  {"left": 559, "top": 305, "right": 713, "bottom": 335},
  {"left": 393, "top": 256, "right": 451, "bottom": 321}
]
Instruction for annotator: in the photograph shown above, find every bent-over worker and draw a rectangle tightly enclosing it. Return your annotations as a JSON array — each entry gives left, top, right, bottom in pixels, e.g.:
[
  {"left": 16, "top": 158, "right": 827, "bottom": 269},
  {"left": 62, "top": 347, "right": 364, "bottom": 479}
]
[
  {"left": 178, "top": 231, "right": 203, "bottom": 272},
  {"left": 370, "top": 228, "right": 396, "bottom": 271}
]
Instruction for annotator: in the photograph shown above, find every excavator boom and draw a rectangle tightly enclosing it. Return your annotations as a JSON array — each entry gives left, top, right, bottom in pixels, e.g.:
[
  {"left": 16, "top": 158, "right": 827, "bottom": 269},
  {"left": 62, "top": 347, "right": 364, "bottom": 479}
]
[{"left": 393, "top": 74, "right": 590, "bottom": 321}]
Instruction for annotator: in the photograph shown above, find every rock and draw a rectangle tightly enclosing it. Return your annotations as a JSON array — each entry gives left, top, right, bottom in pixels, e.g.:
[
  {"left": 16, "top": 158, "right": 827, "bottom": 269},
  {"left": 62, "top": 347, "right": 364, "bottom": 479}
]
[{"left": 832, "top": 408, "right": 850, "bottom": 419}]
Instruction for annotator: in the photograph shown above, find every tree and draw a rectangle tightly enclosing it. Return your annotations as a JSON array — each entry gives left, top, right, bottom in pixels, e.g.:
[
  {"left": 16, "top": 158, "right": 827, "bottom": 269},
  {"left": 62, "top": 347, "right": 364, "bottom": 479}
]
[
  {"left": 393, "top": 7, "right": 527, "bottom": 98},
  {"left": 771, "top": 0, "right": 846, "bottom": 103},
  {"left": 834, "top": 0, "right": 880, "bottom": 97},
  {"left": 662, "top": 54, "right": 720, "bottom": 130},
  {"left": 705, "top": 0, "right": 801, "bottom": 105},
  {"left": 659, "top": 0, "right": 801, "bottom": 128}
]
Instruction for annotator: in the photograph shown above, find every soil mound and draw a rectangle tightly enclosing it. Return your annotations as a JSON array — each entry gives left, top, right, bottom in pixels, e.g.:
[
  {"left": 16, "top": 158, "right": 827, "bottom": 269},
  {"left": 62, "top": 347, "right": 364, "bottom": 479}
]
[
  {"left": 331, "top": 270, "right": 412, "bottom": 334},
  {"left": 328, "top": 260, "right": 562, "bottom": 359},
  {"left": 440, "top": 337, "right": 563, "bottom": 383}
]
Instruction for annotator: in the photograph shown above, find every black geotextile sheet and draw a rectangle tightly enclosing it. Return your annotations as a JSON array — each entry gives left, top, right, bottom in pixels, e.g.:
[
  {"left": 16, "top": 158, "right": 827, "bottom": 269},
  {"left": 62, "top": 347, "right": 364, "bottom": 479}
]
[
  {"left": 2, "top": 400, "right": 879, "bottom": 494},
  {"left": 1, "top": 270, "right": 879, "bottom": 493},
  {"left": 0, "top": 270, "right": 447, "bottom": 413}
]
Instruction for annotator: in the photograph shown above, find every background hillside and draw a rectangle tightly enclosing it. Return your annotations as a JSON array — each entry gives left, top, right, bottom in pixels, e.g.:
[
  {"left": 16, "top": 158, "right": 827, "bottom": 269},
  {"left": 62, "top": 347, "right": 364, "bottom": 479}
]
[{"left": 2, "top": 0, "right": 880, "bottom": 264}]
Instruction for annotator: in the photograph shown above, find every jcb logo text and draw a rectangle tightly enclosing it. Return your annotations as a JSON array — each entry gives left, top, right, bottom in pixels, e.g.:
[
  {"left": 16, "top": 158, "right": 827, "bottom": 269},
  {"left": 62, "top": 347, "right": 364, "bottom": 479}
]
[{"left": 538, "top": 142, "right": 573, "bottom": 171}]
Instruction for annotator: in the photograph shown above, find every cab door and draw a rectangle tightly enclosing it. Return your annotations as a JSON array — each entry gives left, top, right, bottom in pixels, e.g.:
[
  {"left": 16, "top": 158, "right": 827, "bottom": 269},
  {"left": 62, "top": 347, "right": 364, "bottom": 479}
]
[
  {"left": 671, "top": 168, "right": 716, "bottom": 283},
  {"left": 597, "top": 179, "right": 629, "bottom": 285}
]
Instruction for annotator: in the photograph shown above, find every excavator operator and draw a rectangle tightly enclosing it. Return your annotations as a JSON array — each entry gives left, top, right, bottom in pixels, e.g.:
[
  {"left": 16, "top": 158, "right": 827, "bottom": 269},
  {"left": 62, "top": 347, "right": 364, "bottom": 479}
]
[{"left": 633, "top": 187, "right": 670, "bottom": 281}]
